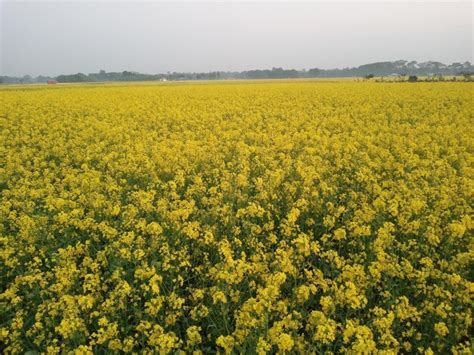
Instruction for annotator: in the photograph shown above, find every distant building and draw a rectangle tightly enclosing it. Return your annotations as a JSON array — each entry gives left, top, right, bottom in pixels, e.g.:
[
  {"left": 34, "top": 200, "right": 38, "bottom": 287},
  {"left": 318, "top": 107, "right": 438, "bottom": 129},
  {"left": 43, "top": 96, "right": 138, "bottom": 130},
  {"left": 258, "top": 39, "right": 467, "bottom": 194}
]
[{"left": 47, "top": 80, "right": 57, "bottom": 85}]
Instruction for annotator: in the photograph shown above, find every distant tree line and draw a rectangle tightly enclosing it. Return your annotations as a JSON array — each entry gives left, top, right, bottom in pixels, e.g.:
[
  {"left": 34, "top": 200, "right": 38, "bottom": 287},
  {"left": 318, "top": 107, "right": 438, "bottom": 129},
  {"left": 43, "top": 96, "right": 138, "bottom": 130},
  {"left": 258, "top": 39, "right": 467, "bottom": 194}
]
[{"left": 1, "top": 60, "right": 473, "bottom": 84}]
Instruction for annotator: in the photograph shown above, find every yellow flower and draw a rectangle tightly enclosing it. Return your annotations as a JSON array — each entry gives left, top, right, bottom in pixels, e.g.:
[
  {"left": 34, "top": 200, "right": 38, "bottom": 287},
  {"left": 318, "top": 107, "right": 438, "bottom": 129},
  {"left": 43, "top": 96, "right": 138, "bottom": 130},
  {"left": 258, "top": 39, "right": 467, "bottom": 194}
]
[
  {"left": 216, "top": 335, "right": 235, "bottom": 354},
  {"left": 1, "top": 80, "right": 471, "bottom": 353},
  {"left": 256, "top": 337, "right": 271, "bottom": 355},
  {"left": 73, "top": 345, "right": 93, "bottom": 354},
  {"left": 186, "top": 326, "right": 202, "bottom": 345},
  {"left": 212, "top": 291, "right": 227, "bottom": 304},
  {"left": 307, "top": 311, "right": 337, "bottom": 344},
  {"left": 320, "top": 296, "right": 333, "bottom": 314},
  {"left": 448, "top": 222, "right": 466, "bottom": 237},
  {"left": 333, "top": 228, "right": 346, "bottom": 240},
  {"left": 295, "top": 285, "right": 310, "bottom": 303},
  {"left": 276, "top": 333, "right": 294, "bottom": 352},
  {"left": 434, "top": 322, "right": 449, "bottom": 336}
]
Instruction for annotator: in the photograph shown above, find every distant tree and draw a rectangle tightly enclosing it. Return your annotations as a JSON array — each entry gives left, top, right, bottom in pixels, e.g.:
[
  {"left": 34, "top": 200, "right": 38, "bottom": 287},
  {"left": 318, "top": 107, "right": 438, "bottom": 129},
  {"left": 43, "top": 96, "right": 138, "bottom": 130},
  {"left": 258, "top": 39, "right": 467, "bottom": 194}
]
[
  {"left": 56, "top": 73, "right": 89, "bottom": 83},
  {"left": 36, "top": 75, "right": 50, "bottom": 83},
  {"left": 96, "top": 70, "right": 107, "bottom": 81},
  {"left": 42, "top": 60, "right": 472, "bottom": 83},
  {"left": 462, "top": 73, "right": 472, "bottom": 81},
  {"left": 408, "top": 75, "right": 418, "bottom": 82},
  {"left": 308, "top": 68, "right": 321, "bottom": 77}
]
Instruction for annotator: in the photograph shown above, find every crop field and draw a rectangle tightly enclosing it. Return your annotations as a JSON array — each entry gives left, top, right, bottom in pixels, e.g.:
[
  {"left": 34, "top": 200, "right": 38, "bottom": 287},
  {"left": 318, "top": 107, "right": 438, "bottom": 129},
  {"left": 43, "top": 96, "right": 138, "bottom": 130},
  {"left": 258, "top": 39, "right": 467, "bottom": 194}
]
[{"left": 0, "top": 81, "right": 472, "bottom": 353}]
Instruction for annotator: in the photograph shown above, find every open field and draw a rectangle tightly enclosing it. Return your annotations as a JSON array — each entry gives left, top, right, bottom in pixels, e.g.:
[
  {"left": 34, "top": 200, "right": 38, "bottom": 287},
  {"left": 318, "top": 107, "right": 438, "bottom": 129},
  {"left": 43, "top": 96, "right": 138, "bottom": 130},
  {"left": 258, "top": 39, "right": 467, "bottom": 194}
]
[{"left": 0, "top": 81, "right": 473, "bottom": 353}]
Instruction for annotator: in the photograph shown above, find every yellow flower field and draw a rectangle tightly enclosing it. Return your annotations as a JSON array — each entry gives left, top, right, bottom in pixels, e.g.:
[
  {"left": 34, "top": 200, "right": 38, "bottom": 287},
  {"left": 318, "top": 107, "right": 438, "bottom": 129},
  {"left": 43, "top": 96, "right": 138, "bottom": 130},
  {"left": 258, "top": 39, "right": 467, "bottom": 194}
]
[{"left": 0, "top": 81, "right": 472, "bottom": 353}]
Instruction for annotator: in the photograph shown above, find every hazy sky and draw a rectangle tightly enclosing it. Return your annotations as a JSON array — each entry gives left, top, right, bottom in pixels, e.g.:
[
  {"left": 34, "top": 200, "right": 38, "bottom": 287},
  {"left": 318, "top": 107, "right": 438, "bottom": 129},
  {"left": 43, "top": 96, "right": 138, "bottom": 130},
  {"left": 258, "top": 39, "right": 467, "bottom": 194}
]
[{"left": 1, "top": 1, "right": 472, "bottom": 76}]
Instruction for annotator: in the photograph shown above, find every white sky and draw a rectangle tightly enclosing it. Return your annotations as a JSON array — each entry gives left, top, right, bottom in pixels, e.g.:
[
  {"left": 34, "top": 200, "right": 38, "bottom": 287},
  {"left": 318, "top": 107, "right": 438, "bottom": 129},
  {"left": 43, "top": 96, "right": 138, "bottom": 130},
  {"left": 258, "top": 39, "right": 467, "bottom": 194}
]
[{"left": 1, "top": 0, "right": 472, "bottom": 76}]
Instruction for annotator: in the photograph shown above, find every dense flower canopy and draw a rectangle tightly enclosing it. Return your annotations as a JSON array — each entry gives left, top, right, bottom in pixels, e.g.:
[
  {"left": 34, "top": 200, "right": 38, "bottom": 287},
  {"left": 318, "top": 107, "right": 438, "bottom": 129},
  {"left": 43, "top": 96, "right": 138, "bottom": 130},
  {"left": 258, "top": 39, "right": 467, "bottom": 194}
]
[{"left": 0, "top": 81, "right": 472, "bottom": 353}]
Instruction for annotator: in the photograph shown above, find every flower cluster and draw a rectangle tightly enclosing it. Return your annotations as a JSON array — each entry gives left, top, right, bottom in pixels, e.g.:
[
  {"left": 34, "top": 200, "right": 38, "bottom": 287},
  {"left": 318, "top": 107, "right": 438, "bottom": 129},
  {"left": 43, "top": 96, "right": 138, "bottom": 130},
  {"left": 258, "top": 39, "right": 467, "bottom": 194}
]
[{"left": 0, "top": 81, "right": 472, "bottom": 353}]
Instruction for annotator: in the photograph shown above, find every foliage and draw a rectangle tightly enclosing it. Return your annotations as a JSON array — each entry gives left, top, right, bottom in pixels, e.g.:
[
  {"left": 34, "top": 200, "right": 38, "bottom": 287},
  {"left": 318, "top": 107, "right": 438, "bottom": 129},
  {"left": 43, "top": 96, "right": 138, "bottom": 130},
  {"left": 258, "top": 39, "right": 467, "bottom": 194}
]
[
  {"left": 1, "top": 60, "right": 473, "bottom": 84},
  {"left": 56, "top": 73, "right": 90, "bottom": 83}
]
